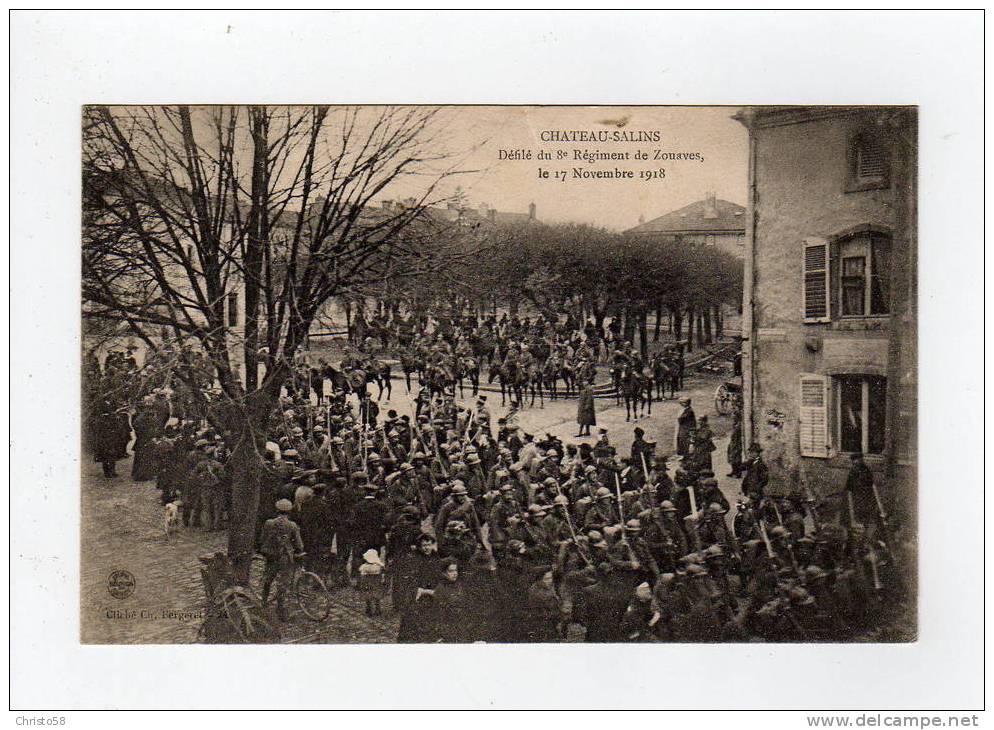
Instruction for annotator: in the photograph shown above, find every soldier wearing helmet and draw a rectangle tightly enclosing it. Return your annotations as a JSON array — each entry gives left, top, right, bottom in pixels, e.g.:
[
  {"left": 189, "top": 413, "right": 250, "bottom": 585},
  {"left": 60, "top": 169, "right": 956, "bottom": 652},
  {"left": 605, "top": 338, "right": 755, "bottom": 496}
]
[{"left": 434, "top": 479, "right": 482, "bottom": 544}]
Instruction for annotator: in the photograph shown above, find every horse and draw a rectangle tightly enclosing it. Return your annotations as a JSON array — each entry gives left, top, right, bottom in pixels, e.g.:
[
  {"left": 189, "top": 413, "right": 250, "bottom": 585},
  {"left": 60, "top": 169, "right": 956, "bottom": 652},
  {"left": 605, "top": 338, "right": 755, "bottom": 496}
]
[
  {"left": 471, "top": 331, "right": 496, "bottom": 368},
  {"left": 487, "top": 360, "right": 524, "bottom": 407},
  {"left": 652, "top": 354, "right": 680, "bottom": 400},
  {"left": 521, "top": 362, "right": 544, "bottom": 408},
  {"left": 399, "top": 349, "right": 423, "bottom": 393},
  {"left": 323, "top": 364, "right": 353, "bottom": 396},
  {"left": 620, "top": 366, "right": 653, "bottom": 421},
  {"left": 366, "top": 360, "right": 392, "bottom": 401},
  {"left": 425, "top": 363, "right": 454, "bottom": 399},
  {"left": 455, "top": 355, "right": 480, "bottom": 399}
]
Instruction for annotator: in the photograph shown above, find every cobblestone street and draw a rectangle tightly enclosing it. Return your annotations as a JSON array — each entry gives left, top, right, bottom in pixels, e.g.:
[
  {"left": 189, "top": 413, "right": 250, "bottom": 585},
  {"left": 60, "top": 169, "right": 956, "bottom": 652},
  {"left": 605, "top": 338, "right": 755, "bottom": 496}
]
[{"left": 81, "top": 368, "right": 738, "bottom": 644}]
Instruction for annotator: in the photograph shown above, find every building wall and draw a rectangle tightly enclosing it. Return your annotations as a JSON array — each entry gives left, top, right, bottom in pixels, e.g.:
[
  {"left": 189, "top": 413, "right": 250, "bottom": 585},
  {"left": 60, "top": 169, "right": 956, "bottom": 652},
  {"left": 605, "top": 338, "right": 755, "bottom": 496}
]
[{"left": 746, "top": 109, "right": 916, "bottom": 514}]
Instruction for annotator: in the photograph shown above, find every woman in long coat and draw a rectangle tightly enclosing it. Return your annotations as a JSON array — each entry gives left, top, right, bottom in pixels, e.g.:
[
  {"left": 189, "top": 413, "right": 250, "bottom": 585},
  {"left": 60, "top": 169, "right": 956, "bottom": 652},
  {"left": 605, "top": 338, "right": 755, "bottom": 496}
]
[
  {"left": 394, "top": 534, "right": 440, "bottom": 643},
  {"left": 576, "top": 381, "right": 596, "bottom": 437}
]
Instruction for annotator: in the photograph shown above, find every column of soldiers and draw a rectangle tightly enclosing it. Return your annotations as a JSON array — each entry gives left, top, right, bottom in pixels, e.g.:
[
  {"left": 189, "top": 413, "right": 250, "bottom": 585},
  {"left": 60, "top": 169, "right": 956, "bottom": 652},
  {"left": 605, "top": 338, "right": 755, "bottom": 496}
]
[{"left": 133, "top": 362, "right": 910, "bottom": 642}]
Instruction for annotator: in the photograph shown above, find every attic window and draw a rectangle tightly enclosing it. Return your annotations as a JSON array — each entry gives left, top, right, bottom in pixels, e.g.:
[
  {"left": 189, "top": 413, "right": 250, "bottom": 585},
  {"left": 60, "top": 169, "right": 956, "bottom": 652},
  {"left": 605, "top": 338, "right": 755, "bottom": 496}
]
[{"left": 847, "top": 129, "right": 891, "bottom": 192}]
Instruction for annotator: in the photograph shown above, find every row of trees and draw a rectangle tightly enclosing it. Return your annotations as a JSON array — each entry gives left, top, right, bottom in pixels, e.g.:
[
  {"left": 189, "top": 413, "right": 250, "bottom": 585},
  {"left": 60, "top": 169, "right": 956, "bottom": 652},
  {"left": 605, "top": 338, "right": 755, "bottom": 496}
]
[{"left": 362, "top": 219, "right": 743, "bottom": 356}]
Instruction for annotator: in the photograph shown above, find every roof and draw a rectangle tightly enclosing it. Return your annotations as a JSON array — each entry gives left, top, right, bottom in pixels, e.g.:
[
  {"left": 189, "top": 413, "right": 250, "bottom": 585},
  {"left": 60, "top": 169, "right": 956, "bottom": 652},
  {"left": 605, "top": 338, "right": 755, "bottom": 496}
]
[{"left": 626, "top": 198, "right": 745, "bottom": 234}]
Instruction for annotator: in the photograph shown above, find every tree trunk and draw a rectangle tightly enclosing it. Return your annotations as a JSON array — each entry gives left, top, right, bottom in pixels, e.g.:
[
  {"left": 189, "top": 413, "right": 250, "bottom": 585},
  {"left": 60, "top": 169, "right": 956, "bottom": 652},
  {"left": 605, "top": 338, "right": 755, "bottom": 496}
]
[
  {"left": 685, "top": 307, "right": 694, "bottom": 353},
  {"left": 638, "top": 309, "right": 649, "bottom": 359},
  {"left": 623, "top": 306, "right": 637, "bottom": 344},
  {"left": 653, "top": 300, "right": 663, "bottom": 341},
  {"left": 714, "top": 305, "right": 724, "bottom": 339},
  {"left": 222, "top": 393, "right": 272, "bottom": 584},
  {"left": 670, "top": 305, "right": 683, "bottom": 342},
  {"left": 696, "top": 312, "right": 706, "bottom": 347},
  {"left": 703, "top": 307, "right": 713, "bottom": 344}
]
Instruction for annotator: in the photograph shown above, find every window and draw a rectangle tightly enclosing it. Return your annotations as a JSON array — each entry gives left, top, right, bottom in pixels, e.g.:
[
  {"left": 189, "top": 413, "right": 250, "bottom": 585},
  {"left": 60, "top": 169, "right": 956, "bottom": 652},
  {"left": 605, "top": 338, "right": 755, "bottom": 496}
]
[
  {"left": 804, "top": 233, "right": 892, "bottom": 323},
  {"left": 227, "top": 292, "right": 239, "bottom": 327},
  {"left": 847, "top": 130, "right": 891, "bottom": 191},
  {"left": 837, "top": 234, "right": 891, "bottom": 317},
  {"left": 834, "top": 375, "right": 886, "bottom": 455}
]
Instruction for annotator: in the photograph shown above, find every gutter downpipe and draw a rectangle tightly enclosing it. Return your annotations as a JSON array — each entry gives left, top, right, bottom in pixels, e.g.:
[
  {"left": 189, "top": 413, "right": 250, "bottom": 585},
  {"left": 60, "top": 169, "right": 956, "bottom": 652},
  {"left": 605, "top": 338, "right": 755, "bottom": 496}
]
[{"left": 739, "top": 109, "right": 758, "bottom": 448}]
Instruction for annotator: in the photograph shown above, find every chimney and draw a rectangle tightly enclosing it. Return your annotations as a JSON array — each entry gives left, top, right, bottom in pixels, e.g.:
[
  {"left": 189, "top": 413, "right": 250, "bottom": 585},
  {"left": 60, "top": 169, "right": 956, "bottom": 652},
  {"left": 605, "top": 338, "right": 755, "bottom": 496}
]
[
  {"left": 638, "top": 213, "right": 645, "bottom": 225},
  {"left": 703, "top": 192, "right": 719, "bottom": 220},
  {"left": 528, "top": 202, "right": 536, "bottom": 220}
]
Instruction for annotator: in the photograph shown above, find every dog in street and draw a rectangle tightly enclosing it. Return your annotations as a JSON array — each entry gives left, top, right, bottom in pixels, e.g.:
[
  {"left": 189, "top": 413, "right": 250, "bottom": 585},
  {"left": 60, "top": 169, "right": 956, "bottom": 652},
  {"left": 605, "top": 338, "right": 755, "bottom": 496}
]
[{"left": 164, "top": 500, "right": 183, "bottom": 537}]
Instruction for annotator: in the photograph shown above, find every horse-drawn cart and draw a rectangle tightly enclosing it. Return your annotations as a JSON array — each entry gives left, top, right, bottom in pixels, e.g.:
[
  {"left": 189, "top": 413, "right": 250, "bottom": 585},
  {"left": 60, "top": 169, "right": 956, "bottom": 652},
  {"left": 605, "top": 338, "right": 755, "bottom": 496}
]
[{"left": 714, "top": 376, "right": 742, "bottom": 416}]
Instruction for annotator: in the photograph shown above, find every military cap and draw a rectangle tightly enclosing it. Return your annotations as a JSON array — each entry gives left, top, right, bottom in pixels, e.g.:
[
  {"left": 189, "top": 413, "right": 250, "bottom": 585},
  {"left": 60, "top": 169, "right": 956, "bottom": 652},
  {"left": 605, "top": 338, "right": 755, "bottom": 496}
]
[
  {"left": 586, "top": 531, "right": 608, "bottom": 548},
  {"left": 313, "top": 425, "right": 326, "bottom": 433},
  {"left": 446, "top": 520, "right": 468, "bottom": 532},
  {"left": 275, "top": 499, "right": 293, "bottom": 512},
  {"left": 411, "top": 451, "right": 427, "bottom": 461},
  {"left": 528, "top": 504, "right": 547, "bottom": 516},
  {"left": 770, "top": 525, "right": 790, "bottom": 538},
  {"left": 686, "top": 563, "right": 707, "bottom": 576},
  {"left": 330, "top": 436, "right": 345, "bottom": 446},
  {"left": 400, "top": 462, "right": 415, "bottom": 473},
  {"left": 659, "top": 500, "right": 677, "bottom": 513},
  {"left": 595, "top": 486, "right": 612, "bottom": 500},
  {"left": 703, "top": 545, "right": 725, "bottom": 560},
  {"left": 507, "top": 539, "right": 527, "bottom": 554},
  {"left": 804, "top": 565, "right": 829, "bottom": 581},
  {"left": 283, "top": 449, "right": 299, "bottom": 458},
  {"left": 352, "top": 470, "right": 369, "bottom": 481},
  {"left": 195, "top": 439, "right": 210, "bottom": 447},
  {"left": 546, "top": 449, "right": 559, "bottom": 458},
  {"left": 450, "top": 482, "right": 468, "bottom": 496},
  {"left": 542, "top": 477, "right": 559, "bottom": 487},
  {"left": 707, "top": 502, "right": 725, "bottom": 515},
  {"left": 553, "top": 494, "right": 570, "bottom": 507},
  {"left": 789, "top": 586, "right": 815, "bottom": 606}
]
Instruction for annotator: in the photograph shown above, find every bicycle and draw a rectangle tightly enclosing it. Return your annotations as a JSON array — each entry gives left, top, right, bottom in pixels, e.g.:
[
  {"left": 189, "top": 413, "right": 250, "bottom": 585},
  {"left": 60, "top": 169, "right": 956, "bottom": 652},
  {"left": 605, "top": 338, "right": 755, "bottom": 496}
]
[
  {"left": 197, "top": 552, "right": 281, "bottom": 644},
  {"left": 251, "top": 551, "right": 332, "bottom": 622}
]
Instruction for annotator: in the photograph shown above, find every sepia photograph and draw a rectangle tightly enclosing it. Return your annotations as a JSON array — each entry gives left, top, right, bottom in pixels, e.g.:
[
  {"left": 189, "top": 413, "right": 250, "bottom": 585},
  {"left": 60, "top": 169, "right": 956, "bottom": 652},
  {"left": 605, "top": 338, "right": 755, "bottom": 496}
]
[{"left": 80, "top": 103, "right": 917, "bottom": 645}]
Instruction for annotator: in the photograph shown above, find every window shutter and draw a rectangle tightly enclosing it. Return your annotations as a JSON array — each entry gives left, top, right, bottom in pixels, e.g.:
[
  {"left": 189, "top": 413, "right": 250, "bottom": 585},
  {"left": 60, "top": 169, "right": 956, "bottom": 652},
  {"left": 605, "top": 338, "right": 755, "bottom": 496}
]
[
  {"left": 799, "top": 373, "right": 829, "bottom": 458},
  {"left": 803, "top": 238, "right": 831, "bottom": 323}
]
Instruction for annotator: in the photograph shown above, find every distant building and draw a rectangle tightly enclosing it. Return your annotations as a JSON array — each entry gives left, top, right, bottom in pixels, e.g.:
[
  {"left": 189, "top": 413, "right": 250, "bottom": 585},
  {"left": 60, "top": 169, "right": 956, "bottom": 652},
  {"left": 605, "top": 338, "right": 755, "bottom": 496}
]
[
  {"left": 735, "top": 106, "right": 917, "bottom": 517},
  {"left": 626, "top": 194, "right": 745, "bottom": 258}
]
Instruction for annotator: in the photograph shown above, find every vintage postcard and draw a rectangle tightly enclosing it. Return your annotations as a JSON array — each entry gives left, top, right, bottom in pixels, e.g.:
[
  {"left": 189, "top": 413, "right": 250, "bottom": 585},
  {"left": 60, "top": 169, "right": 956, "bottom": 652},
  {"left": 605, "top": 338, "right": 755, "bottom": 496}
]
[{"left": 80, "top": 104, "right": 917, "bottom": 645}]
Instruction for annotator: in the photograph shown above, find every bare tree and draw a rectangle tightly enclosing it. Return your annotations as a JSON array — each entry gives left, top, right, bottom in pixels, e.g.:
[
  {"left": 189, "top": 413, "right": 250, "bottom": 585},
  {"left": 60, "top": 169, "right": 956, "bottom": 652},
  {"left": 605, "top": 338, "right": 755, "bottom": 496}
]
[{"left": 83, "top": 104, "right": 474, "bottom": 579}]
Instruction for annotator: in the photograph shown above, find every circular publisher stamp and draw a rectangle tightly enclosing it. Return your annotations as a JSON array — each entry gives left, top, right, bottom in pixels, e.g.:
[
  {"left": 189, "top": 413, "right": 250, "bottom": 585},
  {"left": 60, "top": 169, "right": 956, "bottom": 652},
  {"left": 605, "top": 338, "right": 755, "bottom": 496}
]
[{"left": 107, "top": 569, "right": 136, "bottom": 600}]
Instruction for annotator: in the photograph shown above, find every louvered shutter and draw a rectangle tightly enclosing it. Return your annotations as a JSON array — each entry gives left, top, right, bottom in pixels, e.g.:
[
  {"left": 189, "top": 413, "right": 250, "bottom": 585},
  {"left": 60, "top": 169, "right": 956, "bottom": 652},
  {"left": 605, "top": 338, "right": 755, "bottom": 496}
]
[
  {"left": 803, "top": 238, "right": 831, "bottom": 323},
  {"left": 799, "top": 374, "right": 829, "bottom": 458}
]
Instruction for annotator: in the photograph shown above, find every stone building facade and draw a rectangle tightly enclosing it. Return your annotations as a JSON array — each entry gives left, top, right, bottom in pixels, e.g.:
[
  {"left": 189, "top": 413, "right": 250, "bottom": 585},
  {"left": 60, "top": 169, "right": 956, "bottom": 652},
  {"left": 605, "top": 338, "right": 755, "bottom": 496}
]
[{"left": 736, "top": 106, "right": 917, "bottom": 518}]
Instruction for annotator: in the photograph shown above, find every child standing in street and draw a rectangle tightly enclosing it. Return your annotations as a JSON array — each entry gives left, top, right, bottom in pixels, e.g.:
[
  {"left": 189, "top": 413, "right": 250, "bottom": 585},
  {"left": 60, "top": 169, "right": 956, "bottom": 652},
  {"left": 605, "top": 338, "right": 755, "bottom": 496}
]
[{"left": 358, "top": 549, "right": 386, "bottom": 617}]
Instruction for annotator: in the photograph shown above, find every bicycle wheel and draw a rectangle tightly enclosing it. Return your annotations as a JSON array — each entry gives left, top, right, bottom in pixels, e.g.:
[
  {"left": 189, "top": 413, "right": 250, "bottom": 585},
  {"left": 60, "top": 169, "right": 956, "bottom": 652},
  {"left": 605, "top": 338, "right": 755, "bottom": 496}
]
[
  {"left": 222, "top": 588, "right": 281, "bottom": 643},
  {"left": 714, "top": 383, "right": 730, "bottom": 415},
  {"left": 249, "top": 553, "right": 268, "bottom": 598},
  {"left": 295, "top": 570, "right": 332, "bottom": 621}
]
